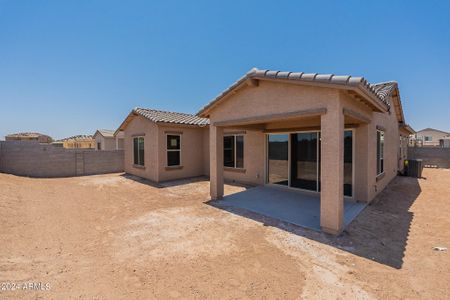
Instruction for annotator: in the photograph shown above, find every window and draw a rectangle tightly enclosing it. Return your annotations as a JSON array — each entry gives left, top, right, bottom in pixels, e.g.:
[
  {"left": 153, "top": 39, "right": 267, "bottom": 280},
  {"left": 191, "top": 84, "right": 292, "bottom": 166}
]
[
  {"left": 424, "top": 136, "right": 432, "bottom": 142},
  {"left": 97, "top": 142, "right": 101, "bottom": 150},
  {"left": 167, "top": 135, "right": 181, "bottom": 166},
  {"left": 377, "top": 130, "right": 384, "bottom": 175},
  {"left": 223, "top": 135, "right": 244, "bottom": 168},
  {"left": 133, "top": 137, "right": 145, "bottom": 166}
]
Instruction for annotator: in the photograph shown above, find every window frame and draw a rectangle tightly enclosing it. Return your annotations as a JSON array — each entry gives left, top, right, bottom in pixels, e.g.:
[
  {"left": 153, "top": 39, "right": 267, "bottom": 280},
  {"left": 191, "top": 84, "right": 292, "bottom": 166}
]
[
  {"left": 223, "top": 134, "right": 244, "bottom": 169},
  {"left": 133, "top": 136, "right": 145, "bottom": 167},
  {"left": 376, "top": 130, "right": 384, "bottom": 176},
  {"left": 166, "top": 134, "right": 182, "bottom": 167}
]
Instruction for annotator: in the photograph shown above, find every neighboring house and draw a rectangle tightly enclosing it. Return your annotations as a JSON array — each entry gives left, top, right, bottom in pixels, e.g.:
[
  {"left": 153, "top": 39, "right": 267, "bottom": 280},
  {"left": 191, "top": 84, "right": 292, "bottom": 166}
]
[
  {"left": 53, "top": 135, "right": 95, "bottom": 149},
  {"left": 118, "top": 68, "right": 413, "bottom": 235},
  {"left": 114, "top": 130, "right": 125, "bottom": 150},
  {"left": 415, "top": 128, "right": 450, "bottom": 147},
  {"left": 5, "top": 132, "right": 53, "bottom": 143},
  {"left": 93, "top": 129, "right": 116, "bottom": 150}
]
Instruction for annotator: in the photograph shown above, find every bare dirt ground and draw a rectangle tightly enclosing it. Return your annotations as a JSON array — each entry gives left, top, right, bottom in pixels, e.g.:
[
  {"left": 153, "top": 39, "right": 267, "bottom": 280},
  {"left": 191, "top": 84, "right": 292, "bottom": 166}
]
[{"left": 0, "top": 169, "right": 449, "bottom": 299}]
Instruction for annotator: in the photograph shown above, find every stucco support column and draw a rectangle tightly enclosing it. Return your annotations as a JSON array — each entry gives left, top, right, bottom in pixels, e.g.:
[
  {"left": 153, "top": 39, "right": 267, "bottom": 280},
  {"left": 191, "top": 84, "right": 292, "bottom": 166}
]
[
  {"left": 210, "top": 125, "right": 224, "bottom": 200},
  {"left": 320, "top": 106, "right": 344, "bottom": 235},
  {"left": 354, "top": 123, "right": 370, "bottom": 202}
]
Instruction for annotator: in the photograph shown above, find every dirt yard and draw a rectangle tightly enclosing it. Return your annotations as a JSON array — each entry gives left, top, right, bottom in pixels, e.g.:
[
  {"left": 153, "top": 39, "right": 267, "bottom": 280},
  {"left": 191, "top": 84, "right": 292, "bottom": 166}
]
[{"left": 1, "top": 169, "right": 449, "bottom": 299}]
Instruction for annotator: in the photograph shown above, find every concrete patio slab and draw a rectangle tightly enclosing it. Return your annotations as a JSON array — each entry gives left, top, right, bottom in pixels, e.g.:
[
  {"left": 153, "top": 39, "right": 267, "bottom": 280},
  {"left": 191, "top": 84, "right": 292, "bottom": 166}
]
[{"left": 215, "top": 185, "right": 366, "bottom": 231}]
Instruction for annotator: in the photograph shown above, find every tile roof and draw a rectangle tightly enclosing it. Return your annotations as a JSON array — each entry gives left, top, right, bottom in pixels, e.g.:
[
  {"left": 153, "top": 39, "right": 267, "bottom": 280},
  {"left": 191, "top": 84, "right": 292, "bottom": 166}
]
[
  {"left": 198, "top": 68, "right": 393, "bottom": 116},
  {"left": 370, "top": 81, "right": 397, "bottom": 102},
  {"left": 134, "top": 107, "right": 210, "bottom": 126}
]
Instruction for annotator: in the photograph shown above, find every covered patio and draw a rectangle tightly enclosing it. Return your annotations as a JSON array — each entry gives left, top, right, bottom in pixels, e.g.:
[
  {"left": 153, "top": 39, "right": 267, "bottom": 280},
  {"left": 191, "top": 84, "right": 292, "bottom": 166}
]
[
  {"left": 208, "top": 105, "right": 371, "bottom": 235},
  {"left": 200, "top": 70, "right": 389, "bottom": 235},
  {"left": 214, "top": 185, "right": 367, "bottom": 231}
]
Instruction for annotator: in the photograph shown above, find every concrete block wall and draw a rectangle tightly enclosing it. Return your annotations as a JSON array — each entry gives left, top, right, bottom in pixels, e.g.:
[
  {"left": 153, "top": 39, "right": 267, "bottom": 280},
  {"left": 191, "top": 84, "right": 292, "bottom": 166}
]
[
  {"left": 408, "top": 147, "right": 450, "bottom": 168},
  {"left": 0, "top": 141, "right": 124, "bottom": 177}
]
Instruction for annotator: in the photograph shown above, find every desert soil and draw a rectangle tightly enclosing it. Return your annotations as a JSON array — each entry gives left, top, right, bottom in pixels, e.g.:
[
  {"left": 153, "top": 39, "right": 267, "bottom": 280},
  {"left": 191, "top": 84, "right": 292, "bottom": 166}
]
[{"left": 0, "top": 168, "right": 449, "bottom": 299}]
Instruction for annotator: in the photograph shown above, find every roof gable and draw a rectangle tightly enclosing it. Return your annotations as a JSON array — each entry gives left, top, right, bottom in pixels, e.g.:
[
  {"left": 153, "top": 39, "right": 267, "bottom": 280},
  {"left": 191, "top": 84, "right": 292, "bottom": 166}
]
[
  {"left": 417, "top": 128, "right": 450, "bottom": 135},
  {"left": 94, "top": 129, "right": 114, "bottom": 138},
  {"left": 197, "top": 68, "right": 393, "bottom": 117},
  {"left": 94, "top": 129, "right": 115, "bottom": 138}
]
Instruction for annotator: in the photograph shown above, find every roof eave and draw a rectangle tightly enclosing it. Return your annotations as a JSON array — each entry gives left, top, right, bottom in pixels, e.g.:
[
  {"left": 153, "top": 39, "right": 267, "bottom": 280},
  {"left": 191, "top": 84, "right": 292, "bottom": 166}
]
[
  {"left": 400, "top": 124, "right": 415, "bottom": 135},
  {"left": 197, "top": 74, "right": 389, "bottom": 117},
  {"left": 353, "top": 85, "right": 389, "bottom": 113},
  {"left": 154, "top": 121, "right": 209, "bottom": 128},
  {"left": 114, "top": 110, "right": 139, "bottom": 136}
]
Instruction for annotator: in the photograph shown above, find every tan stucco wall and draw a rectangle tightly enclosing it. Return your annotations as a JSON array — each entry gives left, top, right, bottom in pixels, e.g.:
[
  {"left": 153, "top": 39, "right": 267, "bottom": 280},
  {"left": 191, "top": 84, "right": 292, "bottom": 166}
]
[
  {"left": 222, "top": 130, "right": 265, "bottom": 186},
  {"left": 340, "top": 91, "right": 401, "bottom": 202},
  {"left": 123, "top": 115, "right": 158, "bottom": 182},
  {"left": 209, "top": 80, "right": 339, "bottom": 123},
  {"left": 156, "top": 125, "right": 208, "bottom": 182},
  {"left": 202, "top": 128, "right": 210, "bottom": 176},
  {"left": 94, "top": 134, "right": 116, "bottom": 150},
  {"left": 115, "top": 131, "right": 125, "bottom": 150},
  {"left": 123, "top": 116, "right": 208, "bottom": 183},
  {"left": 368, "top": 109, "right": 401, "bottom": 201}
]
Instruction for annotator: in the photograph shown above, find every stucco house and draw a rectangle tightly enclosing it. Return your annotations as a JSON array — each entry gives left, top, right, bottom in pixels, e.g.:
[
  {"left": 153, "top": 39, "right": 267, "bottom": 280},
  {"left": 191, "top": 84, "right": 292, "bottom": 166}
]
[
  {"left": 93, "top": 129, "right": 116, "bottom": 150},
  {"left": 93, "top": 129, "right": 124, "bottom": 150},
  {"left": 118, "top": 68, "right": 413, "bottom": 235},
  {"left": 415, "top": 128, "right": 450, "bottom": 147},
  {"left": 114, "top": 130, "right": 125, "bottom": 150}
]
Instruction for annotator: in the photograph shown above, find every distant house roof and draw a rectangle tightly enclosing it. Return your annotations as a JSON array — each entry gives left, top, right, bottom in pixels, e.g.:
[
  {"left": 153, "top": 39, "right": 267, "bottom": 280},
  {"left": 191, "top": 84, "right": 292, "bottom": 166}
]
[
  {"left": 6, "top": 132, "right": 50, "bottom": 138},
  {"left": 197, "top": 68, "right": 395, "bottom": 117},
  {"left": 417, "top": 128, "right": 450, "bottom": 135},
  {"left": 117, "top": 107, "right": 209, "bottom": 134},
  {"left": 55, "top": 135, "right": 94, "bottom": 142},
  {"left": 94, "top": 129, "right": 115, "bottom": 138}
]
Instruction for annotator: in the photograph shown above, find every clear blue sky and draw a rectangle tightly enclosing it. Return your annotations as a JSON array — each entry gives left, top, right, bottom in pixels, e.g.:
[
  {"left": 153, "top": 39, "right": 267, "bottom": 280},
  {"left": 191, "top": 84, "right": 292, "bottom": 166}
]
[{"left": 1, "top": 1, "right": 449, "bottom": 140}]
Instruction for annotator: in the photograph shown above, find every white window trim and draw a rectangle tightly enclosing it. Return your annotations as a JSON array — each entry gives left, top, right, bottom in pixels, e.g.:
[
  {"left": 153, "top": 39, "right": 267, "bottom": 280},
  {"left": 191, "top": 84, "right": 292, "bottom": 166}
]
[
  {"left": 224, "top": 134, "right": 244, "bottom": 169},
  {"left": 377, "top": 130, "right": 384, "bottom": 176},
  {"left": 166, "top": 134, "right": 182, "bottom": 167},
  {"left": 133, "top": 136, "right": 145, "bottom": 167}
]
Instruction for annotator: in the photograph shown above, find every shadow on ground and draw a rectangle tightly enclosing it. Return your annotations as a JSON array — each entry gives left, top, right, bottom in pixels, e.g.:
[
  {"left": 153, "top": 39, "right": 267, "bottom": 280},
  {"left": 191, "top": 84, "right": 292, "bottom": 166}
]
[
  {"left": 121, "top": 174, "right": 251, "bottom": 189},
  {"left": 207, "top": 175, "right": 421, "bottom": 269}
]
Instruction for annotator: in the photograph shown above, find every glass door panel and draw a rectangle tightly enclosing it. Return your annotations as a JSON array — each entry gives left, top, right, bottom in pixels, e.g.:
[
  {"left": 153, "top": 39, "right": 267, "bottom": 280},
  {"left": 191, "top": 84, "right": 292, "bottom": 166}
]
[
  {"left": 344, "top": 130, "right": 353, "bottom": 197},
  {"left": 267, "top": 134, "right": 289, "bottom": 185},
  {"left": 291, "top": 132, "right": 319, "bottom": 191}
]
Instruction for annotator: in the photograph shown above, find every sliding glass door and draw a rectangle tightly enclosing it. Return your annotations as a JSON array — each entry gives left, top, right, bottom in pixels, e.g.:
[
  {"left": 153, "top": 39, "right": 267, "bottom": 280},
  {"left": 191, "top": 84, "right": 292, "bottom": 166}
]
[
  {"left": 267, "top": 134, "right": 289, "bottom": 185},
  {"left": 344, "top": 130, "right": 353, "bottom": 197},
  {"left": 266, "top": 130, "right": 353, "bottom": 197},
  {"left": 291, "top": 132, "right": 319, "bottom": 191}
]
